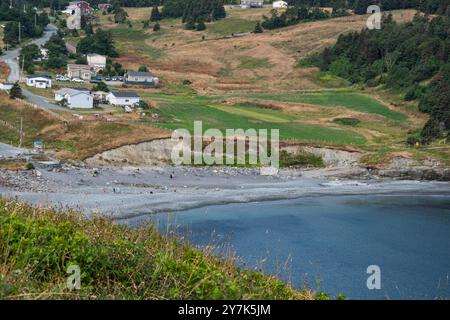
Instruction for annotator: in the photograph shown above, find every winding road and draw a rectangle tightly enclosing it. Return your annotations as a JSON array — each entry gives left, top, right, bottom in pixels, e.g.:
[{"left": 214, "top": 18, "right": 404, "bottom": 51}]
[{"left": 1, "top": 24, "right": 66, "bottom": 111}]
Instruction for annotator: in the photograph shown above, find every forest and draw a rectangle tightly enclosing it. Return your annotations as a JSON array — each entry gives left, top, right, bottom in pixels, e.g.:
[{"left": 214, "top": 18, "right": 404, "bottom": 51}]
[{"left": 309, "top": 13, "right": 449, "bottom": 142}]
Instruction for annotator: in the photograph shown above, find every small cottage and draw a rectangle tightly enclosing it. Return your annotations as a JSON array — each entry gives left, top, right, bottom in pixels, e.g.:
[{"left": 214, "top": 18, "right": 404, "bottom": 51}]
[
  {"left": 125, "top": 71, "right": 159, "bottom": 86},
  {"left": 107, "top": 91, "right": 140, "bottom": 107},
  {"left": 273, "top": 1, "right": 288, "bottom": 9},
  {"left": 87, "top": 53, "right": 106, "bottom": 72},
  {"left": 26, "top": 74, "right": 52, "bottom": 89},
  {"left": 241, "top": 0, "right": 264, "bottom": 8}
]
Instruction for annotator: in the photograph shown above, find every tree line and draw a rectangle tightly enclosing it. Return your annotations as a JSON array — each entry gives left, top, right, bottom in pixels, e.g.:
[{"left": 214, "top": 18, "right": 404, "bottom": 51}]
[
  {"left": 285, "top": 0, "right": 450, "bottom": 16},
  {"left": 308, "top": 13, "right": 449, "bottom": 143},
  {"left": 0, "top": 1, "right": 50, "bottom": 48}
]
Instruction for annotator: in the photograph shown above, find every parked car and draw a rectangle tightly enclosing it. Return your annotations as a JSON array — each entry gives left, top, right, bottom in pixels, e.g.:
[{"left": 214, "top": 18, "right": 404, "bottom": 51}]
[
  {"left": 105, "top": 76, "right": 111, "bottom": 81},
  {"left": 111, "top": 77, "right": 117, "bottom": 81},
  {"left": 57, "top": 75, "right": 70, "bottom": 82},
  {"left": 119, "top": 76, "right": 124, "bottom": 82},
  {"left": 71, "top": 78, "right": 85, "bottom": 83},
  {"left": 96, "top": 76, "right": 102, "bottom": 81}
]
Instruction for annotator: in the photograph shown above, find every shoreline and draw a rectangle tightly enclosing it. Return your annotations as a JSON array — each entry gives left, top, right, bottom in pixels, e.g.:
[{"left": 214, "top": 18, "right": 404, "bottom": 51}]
[{"left": 1, "top": 164, "right": 449, "bottom": 220}]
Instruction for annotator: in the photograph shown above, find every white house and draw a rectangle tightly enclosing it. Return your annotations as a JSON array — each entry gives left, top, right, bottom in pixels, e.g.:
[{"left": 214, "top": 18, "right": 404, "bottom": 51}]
[
  {"left": 26, "top": 74, "right": 52, "bottom": 89},
  {"left": 241, "top": 0, "right": 264, "bottom": 8},
  {"left": 0, "top": 83, "right": 14, "bottom": 91},
  {"left": 87, "top": 53, "right": 106, "bottom": 72},
  {"left": 107, "top": 91, "right": 140, "bottom": 107},
  {"left": 125, "top": 71, "right": 159, "bottom": 86},
  {"left": 273, "top": 1, "right": 288, "bottom": 9},
  {"left": 55, "top": 88, "right": 93, "bottom": 109}
]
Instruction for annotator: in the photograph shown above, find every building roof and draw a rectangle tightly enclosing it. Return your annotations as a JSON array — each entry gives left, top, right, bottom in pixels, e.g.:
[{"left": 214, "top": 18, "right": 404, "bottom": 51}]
[
  {"left": 110, "top": 91, "right": 140, "bottom": 98},
  {"left": 67, "top": 64, "right": 91, "bottom": 70},
  {"left": 127, "top": 71, "right": 154, "bottom": 78},
  {"left": 56, "top": 88, "right": 90, "bottom": 97},
  {"left": 87, "top": 53, "right": 106, "bottom": 58},
  {"left": 27, "top": 74, "right": 51, "bottom": 79}
]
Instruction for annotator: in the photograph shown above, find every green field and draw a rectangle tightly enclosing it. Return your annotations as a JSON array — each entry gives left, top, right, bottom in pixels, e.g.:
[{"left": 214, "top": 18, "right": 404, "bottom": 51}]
[
  {"left": 110, "top": 26, "right": 165, "bottom": 60},
  {"left": 139, "top": 93, "right": 367, "bottom": 146},
  {"left": 233, "top": 92, "right": 408, "bottom": 121},
  {"left": 206, "top": 17, "right": 257, "bottom": 36}
]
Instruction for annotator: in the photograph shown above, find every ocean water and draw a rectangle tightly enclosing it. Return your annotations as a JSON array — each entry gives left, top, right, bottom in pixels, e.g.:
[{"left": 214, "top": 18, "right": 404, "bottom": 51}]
[{"left": 124, "top": 194, "right": 450, "bottom": 300}]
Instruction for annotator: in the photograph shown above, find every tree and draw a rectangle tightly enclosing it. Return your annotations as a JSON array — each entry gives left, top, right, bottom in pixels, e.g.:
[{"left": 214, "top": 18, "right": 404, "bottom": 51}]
[
  {"left": 93, "top": 81, "right": 110, "bottom": 92},
  {"left": 153, "top": 23, "right": 161, "bottom": 31},
  {"left": 3, "top": 22, "right": 19, "bottom": 46},
  {"left": 77, "top": 29, "right": 118, "bottom": 57},
  {"left": 19, "top": 44, "right": 41, "bottom": 74},
  {"left": 114, "top": 8, "right": 128, "bottom": 24},
  {"left": 185, "top": 19, "right": 196, "bottom": 30},
  {"left": 254, "top": 22, "right": 263, "bottom": 33},
  {"left": 196, "top": 20, "right": 206, "bottom": 31},
  {"left": 84, "top": 23, "right": 94, "bottom": 35},
  {"left": 9, "top": 82, "right": 22, "bottom": 99},
  {"left": 138, "top": 65, "right": 149, "bottom": 72},
  {"left": 44, "top": 33, "right": 69, "bottom": 69},
  {"left": 150, "top": 5, "right": 162, "bottom": 22}
]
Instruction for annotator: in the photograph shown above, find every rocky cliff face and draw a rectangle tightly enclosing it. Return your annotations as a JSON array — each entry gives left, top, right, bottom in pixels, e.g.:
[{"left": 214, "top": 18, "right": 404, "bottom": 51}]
[{"left": 84, "top": 139, "right": 450, "bottom": 181}]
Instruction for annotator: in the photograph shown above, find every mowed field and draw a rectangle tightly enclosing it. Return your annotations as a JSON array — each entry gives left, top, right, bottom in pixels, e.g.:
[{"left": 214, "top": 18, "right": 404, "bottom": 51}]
[{"left": 87, "top": 7, "right": 449, "bottom": 164}]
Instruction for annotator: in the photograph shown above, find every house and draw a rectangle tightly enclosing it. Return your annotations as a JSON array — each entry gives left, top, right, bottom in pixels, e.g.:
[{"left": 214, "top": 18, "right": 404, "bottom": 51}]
[
  {"left": 66, "top": 6, "right": 81, "bottom": 30},
  {"left": 98, "top": 3, "right": 111, "bottom": 11},
  {"left": 92, "top": 91, "right": 109, "bottom": 102},
  {"left": 241, "top": 0, "right": 264, "bottom": 8},
  {"left": 125, "top": 71, "right": 159, "bottom": 86},
  {"left": 107, "top": 91, "right": 140, "bottom": 107},
  {"left": 55, "top": 88, "right": 93, "bottom": 109},
  {"left": 68, "top": 1, "right": 93, "bottom": 15},
  {"left": 0, "top": 83, "right": 14, "bottom": 91},
  {"left": 26, "top": 74, "right": 52, "bottom": 89},
  {"left": 87, "top": 54, "right": 106, "bottom": 72},
  {"left": 273, "top": 1, "right": 288, "bottom": 9},
  {"left": 67, "top": 64, "right": 92, "bottom": 80}
]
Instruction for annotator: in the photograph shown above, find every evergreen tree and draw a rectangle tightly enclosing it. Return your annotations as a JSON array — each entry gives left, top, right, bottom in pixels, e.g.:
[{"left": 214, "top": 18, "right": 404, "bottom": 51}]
[
  {"left": 114, "top": 8, "right": 128, "bottom": 24},
  {"left": 254, "top": 22, "right": 263, "bottom": 33},
  {"left": 150, "top": 5, "right": 162, "bottom": 22},
  {"left": 196, "top": 20, "right": 206, "bottom": 31},
  {"left": 9, "top": 82, "right": 22, "bottom": 99}
]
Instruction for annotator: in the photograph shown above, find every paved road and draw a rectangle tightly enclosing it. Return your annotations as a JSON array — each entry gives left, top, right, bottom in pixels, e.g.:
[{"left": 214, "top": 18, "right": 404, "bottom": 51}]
[
  {"left": 1, "top": 24, "right": 66, "bottom": 111},
  {"left": 0, "top": 142, "right": 30, "bottom": 158}
]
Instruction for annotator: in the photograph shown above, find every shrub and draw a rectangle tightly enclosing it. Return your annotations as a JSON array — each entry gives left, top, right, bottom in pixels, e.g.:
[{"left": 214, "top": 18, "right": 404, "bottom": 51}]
[{"left": 333, "top": 118, "right": 361, "bottom": 126}]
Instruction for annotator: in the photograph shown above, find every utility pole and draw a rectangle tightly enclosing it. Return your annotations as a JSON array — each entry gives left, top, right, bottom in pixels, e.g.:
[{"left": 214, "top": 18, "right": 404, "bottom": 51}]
[
  {"left": 9, "top": 0, "right": 12, "bottom": 9},
  {"left": 18, "top": 21, "right": 21, "bottom": 43},
  {"left": 19, "top": 117, "right": 23, "bottom": 148},
  {"left": 35, "top": 12, "right": 37, "bottom": 28},
  {"left": 21, "top": 55, "right": 25, "bottom": 76}
]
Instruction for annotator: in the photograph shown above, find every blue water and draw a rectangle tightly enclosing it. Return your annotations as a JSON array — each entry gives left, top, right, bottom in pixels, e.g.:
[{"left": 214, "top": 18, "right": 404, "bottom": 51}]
[{"left": 124, "top": 195, "right": 450, "bottom": 300}]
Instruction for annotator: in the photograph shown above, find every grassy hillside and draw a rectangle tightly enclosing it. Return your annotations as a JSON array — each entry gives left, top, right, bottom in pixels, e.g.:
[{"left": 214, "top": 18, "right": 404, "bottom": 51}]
[
  {"left": 0, "top": 198, "right": 321, "bottom": 300},
  {"left": 0, "top": 93, "right": 169, "bottom": 160}
]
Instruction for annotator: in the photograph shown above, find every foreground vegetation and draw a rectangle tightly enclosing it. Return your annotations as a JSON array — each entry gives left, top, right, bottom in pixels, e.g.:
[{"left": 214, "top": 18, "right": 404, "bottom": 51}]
[{"left": 0, "top": 198, "right": 320, "bottom": 300}]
